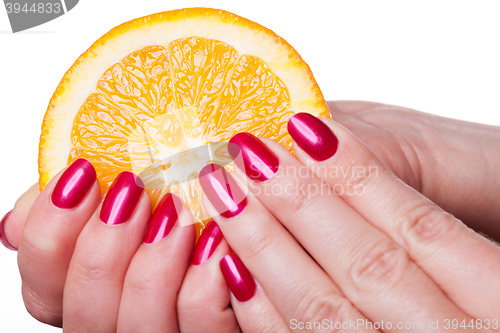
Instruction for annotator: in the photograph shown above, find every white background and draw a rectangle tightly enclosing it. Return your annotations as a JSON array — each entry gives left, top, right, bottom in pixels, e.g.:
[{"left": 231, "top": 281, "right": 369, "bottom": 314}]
[{"left": 1, "top": 1, "right": 499, "bottom": 331}]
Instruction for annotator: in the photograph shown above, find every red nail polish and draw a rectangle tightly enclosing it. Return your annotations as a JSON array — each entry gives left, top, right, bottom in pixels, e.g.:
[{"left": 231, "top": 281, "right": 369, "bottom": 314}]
[
  {"left": 220, "top": 254, "right": 256, "bottom": 302},
  {"left": 228, "top": 132, "right": 279, "bottom": 182},
  {"left": 287, "top": 113, "right": 338, "bottom": 161},
  {"left": 0, "top": 211, "right": 16, "bottom": 251},
  {"left": 144, "top": 193, "right": 181, "bottom": 244},
  {"left": 100, "top": 171, "right": 144, "bottom": 225},
  {"left": 52, "top": 158, "right": 97, "bottom": 209},
  {"left": 199, "top": 164, "right": 247, "bottom": 218},
  {"left": 192, "top": 221, "right": 223, "bottom": 265}
]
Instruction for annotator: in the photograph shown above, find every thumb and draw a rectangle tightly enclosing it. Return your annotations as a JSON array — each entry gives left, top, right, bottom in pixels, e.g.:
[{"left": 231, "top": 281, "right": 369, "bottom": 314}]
[{"left": 1, "top": 184, "right": 39, "bottom": 251}]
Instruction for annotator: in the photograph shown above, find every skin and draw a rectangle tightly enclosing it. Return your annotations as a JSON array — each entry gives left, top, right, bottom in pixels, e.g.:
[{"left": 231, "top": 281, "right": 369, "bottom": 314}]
[
  {"left": 2, "top": 101, "right": 500, "bottom": 331},
  {"left": 10, "top": 167, "right": 244, "bottom": 332},
  {"left": 327, "top": 101, "right": 500, "bottom": 240}
]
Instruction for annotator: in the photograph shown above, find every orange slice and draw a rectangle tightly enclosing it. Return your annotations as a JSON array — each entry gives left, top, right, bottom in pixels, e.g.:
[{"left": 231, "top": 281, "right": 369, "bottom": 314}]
[{"left": 38, "top": 8, "right": 330, "bottom": 237}]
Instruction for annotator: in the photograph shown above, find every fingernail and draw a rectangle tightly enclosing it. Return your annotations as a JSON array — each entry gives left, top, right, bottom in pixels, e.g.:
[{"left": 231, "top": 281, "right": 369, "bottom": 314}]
[
  {"left": 287, "top": 113, "right": 339, "bottom": 161},
  {"left": 144, "top": 193, "right": 180, "bottom": 244},
  {"left": 220, "top": 254, "right": 256, "bottom": 302},
  {"left": 199, "top": 164, "right": 247, "bottom": 218},
  {"left": 52, "top": 158, "right": 97, "bottom": 209},
  {"left": 228, "top": 132, "right": 279, "bottom": 182},
  {"left": 0, "top": 211, "right": 17, "bottom": 251},
  {"left": 192, "top": 221, "right": 223, "bottom": 265},
  {"left": 100, "top": 171, "right": 144, "bottom": 225}
]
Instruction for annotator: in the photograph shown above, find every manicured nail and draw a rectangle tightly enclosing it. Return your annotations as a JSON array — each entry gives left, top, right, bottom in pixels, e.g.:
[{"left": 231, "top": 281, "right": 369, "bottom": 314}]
[
  {"left": 220, "top": 254, "right": 256, "bottom": 302},
  {"left": 287, "top": 113, "right": 339, "bottom": 161},
  {"left": 52, "top": 158, "right": 97, "bottom": 209},
  {"left": 144, "top": 193, "right": 180, "bottom": 244},
  {"left": 100, "top": 171, "right": 144, "bottom": 225},
  {"left": 199, "top": 164, "right": 247, "bottom": 218},
  {"left": 228, "top": 132, "right": 279, "bottom": 182},
  {"left": 0, "top": 211, "right": 17, "bottom": 251},
  {"left": 192, "top": 221, "right": 223, "bottom": 265}
]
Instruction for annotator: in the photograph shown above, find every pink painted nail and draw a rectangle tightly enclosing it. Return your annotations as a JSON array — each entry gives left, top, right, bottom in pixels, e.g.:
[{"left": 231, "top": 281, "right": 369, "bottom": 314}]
[
  {"left": 192, "top": 221, "right": 223, "bottom": 265},
  {"left": 52, "top": 158, "right": 96, "bottom": 209},
  {"left": 0, "top": 211, "right": 16, "bottom": 251},
  {"left": 228, "top": 132, "right": 279, "bottom": 182},
  {"left": 287, "top": 113, "right": 339, "bottom": 161},
  {"left": 220, "top": 254, "right": 256, "bottom": 302},
  {"left": 144, "top": 193, "right": 180, "bottom": 244},
  {"left": 199, "top": 163, "right": 247, "bottom": 218},
  {"left": 100, "top": 171, "right": 144, "bottom": 225}
]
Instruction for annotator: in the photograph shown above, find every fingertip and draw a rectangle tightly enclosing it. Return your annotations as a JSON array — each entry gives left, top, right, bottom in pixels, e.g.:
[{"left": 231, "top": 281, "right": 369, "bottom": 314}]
[
  {"left": 0, "top": 211, "right": 16, "bottom": 251},
  {"left": 202, "top": 194, "right": 220, "bottom": 221},
  {"left": 220, "top": 253, "right": 256, "bottom": 303},
  {"left": 157, "top": 193, "right": 196, "bottom": 246},
  {"left": 143, "top": 193, "right": 185, "bottom": 245},
  {"left": 180, "top": 235, "right": 232, "bottom": 306},
  {"left": 291, "top": 114, "right": 373, "bottom": 168},
  {"left": 1, "top": 183, "right": 42, "bottom": 251},
  {"left": 127, "top": 189, "right": 152, "bottom": 231},
  {"left": 192, "top": 221, "right": 224, "bottom": 266},
  {"left": 98, "top": 172, "right": 148, "bottom": 226},
  {"left": 51, "top": 158, "right": 97, "bottom": 210}
]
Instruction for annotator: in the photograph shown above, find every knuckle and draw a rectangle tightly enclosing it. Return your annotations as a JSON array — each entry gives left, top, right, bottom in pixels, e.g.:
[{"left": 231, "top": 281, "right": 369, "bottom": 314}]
[
  {"left": 21, "top": 229, "right": 62, "bottom": 260},
  {"left": 341, "top": 158, "right": 381, "bottom": 197},
  {"left": 298, "top": 291, "right": 352, "bottom": 332},
  {"left": 240, "top": 225, "right": 276, "bottom": 261},
  {"left": 349, "top": 240, "right": 409, "bottom": 291},
  {"left": 405, "top": 204, "right": 458, "bottom": 243},
  {"left": 178, "top": 283, "right": 214, "bottom": 315},
  {"left": 123, "top": 269, "right": 155, "bottom": 295},
  {"left": 277, "top": 172, "right": 317, "bottom": 216},
  {"left": 22, "top": 284, "right": 62, "bottom": 327},
  {"left": 72, "top": 248, "right": 114, "bottom": 284}
]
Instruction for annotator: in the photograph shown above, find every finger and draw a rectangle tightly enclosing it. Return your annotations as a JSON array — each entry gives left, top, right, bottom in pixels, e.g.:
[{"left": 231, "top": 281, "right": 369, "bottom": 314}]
[
  {"left": 178, "top": 221, "right": 240, "bottom": 333},
  {"left": 63, "top": 171, "right": 150, "bottom": 332},
  {"left": 220, "top": 254, "right": 290, "bottom": 333},
  {"left": 1, "top": 211, "right": 16, "bottom": 251},
  {"left": 1, "top": 183, "right": 39, "bottom": 250},
  {"left": 327, "top": 100, "right": 384, "bottom": 115},
  {"left": 227, "top": 132, "right": 477, "bottom": 331},
  {"left": 17, "top": 159, "right": 99, "bottom": 326},
  {"left": 199, "top": 164, "right": 376, "bottom": 333},
  {"left": 290, "top": 113, "right": 500, "bottom": 319},
  {"left": 117, "top": 193, "right": 195, "bottom": 333}
]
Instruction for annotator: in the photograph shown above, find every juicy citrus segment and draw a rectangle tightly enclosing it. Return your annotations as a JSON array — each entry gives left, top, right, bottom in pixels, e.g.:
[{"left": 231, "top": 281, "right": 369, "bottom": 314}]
[
  {"left": 97, "top": 45, "right": 175, "bottom": 120},
  {"left": 39, "top": 8, "right": 330, "bottom": 238},
  {"left": 71, "top": 94, "right": 149, "bottom": 155},
  {"left": 69, "top": 36, "right": 297, "bottom": 230},
  {"left": 68, "top": 149, "right": 131, "bottom": 192},
  {"left": 169, "top": 37, "right": 238, "bottom": 141},
  {"left": 211, "top": 55, "right": 293, "bottom": 145}
]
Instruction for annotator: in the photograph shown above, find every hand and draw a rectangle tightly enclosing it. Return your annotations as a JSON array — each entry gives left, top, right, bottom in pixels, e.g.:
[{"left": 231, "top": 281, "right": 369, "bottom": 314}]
[
  {"left": 328, "top": 101, "right": 500, "bottom": 240},
  {"left": 5, "top": 101, "right": 500, "bottom": 251},
  {"left": 2, "top": 102, "right": 500, "bottom": 331},
  {"left": 1, "top": 158, "right": 289, "bottom": 332},
  {"left": 1, "top": 160, "right": 249, "bottom": 332},
  {"left": 10, "top": 163, "right": 194, "bottom": 331},
  {"left": 198, "top": 113, "right": 500, "bottom": 332}
]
